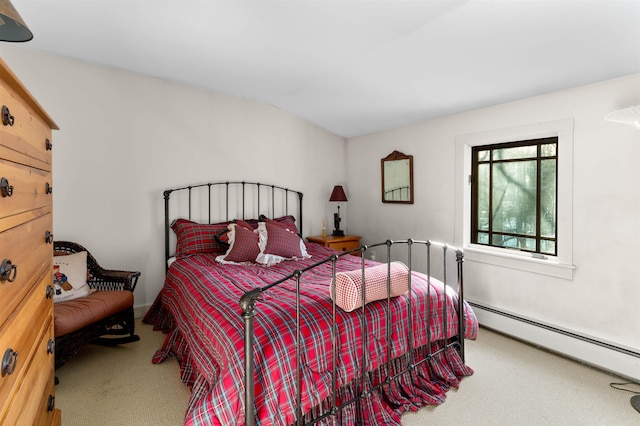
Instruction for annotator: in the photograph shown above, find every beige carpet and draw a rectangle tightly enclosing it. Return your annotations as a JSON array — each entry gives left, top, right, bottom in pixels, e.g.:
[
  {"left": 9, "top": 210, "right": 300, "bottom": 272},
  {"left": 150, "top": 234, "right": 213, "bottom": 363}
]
[
  {"left": 55, "top": 320, "right": 190, "bottom": 425},
  {"left": 55, "top": 320, "right": 639, "bottom": 425}
]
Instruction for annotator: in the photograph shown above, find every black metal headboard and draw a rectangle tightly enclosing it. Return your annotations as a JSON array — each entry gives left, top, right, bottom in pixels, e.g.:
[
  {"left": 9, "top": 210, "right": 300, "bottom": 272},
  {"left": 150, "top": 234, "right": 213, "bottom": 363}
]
[{"left": 163, "top": 181, "right": 303, "bottom": 264}]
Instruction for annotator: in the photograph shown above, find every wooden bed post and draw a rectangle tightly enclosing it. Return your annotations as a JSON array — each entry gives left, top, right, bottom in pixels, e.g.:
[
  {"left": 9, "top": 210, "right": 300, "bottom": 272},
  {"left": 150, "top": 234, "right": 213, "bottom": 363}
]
[{"left": 240, "top": 288, "right": 262, "bottom": 426}]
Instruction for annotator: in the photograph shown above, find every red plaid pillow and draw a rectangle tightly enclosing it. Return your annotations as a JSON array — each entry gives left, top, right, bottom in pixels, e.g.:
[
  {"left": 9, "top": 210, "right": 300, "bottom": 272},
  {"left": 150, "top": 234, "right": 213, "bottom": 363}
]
[
  {"left": 214, "top": 229, "right": 230, "bottom": 245},
  {"left": 223, "top": 224, "right": 260, "bottom": 263},
  {"left": 263, "top": 221, "right": 303, "bottom": 258},
  {"left": 261, "top": 215, "right": 298, "bottom": 234},
  {"left": 216, "top": 219, "right": 259, "bottom": 245},
  {"left": 235, "top": 219, "right": 258, "bottom": 230},
  {"left": 172, "top": 219, "right": 231, "bottom": 258}
]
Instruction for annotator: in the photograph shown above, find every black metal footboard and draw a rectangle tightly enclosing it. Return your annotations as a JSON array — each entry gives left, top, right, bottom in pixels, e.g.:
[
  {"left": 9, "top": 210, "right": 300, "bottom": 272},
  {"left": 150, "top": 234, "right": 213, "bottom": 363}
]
[{"left": 240, "top": 239, "right": 467, "bottom": 426}]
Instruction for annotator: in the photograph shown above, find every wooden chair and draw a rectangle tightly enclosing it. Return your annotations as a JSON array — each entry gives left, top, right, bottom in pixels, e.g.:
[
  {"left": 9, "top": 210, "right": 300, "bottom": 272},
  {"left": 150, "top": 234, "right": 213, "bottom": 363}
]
[{"left": 53, "top": 241, "right": 140, "bottom": 369}]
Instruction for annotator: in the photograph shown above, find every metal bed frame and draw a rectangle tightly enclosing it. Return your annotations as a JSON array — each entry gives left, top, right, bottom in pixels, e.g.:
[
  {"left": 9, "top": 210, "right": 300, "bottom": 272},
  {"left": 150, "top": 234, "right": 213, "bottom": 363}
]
[
  {"left": 164, "top": 181, "right": 303, "bottom": 271},
  {"left": 163, "top": 181, "right": 467, "bottom": 426}
]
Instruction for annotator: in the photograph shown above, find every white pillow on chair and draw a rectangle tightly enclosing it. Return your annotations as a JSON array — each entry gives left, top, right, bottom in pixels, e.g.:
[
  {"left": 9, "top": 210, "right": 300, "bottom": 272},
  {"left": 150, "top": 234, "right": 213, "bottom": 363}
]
[{"left": 53, "top": 251, "right": 92, "bottom": 303}]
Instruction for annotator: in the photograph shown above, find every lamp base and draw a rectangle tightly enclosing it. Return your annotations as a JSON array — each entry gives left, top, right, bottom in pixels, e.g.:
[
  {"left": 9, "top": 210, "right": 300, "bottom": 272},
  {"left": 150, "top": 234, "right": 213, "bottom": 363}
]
[{"left": 332, "top": 229, "right": 344, "bottom": 237}]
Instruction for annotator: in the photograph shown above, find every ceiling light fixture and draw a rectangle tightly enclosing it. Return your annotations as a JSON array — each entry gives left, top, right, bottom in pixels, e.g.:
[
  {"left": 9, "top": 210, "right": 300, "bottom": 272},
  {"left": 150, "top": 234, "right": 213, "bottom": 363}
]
[
  {"left": 604, "top": 104, "right": 640, "bottom": 130},
  {"left": 0, "top": 0, "right": 32, "bottom": 42}
]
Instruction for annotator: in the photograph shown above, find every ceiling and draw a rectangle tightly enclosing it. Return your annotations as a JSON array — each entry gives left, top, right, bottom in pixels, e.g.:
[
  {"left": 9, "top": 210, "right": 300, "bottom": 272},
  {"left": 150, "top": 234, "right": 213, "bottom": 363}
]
[{"left": 11, "top": 0, "right": 640, "bottom": 138}]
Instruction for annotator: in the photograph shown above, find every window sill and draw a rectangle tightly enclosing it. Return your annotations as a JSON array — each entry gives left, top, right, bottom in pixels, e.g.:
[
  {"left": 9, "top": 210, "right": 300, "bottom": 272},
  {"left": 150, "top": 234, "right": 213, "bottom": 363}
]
[{"left": 463, "top": 245, "right": 575, "bottom": 280}]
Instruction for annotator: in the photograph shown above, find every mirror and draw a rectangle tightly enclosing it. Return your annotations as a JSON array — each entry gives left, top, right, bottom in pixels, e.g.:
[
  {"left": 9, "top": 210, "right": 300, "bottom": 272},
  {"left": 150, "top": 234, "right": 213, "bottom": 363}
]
[{"left": 381, "top": 150, "right": 413, "bottom": 204}]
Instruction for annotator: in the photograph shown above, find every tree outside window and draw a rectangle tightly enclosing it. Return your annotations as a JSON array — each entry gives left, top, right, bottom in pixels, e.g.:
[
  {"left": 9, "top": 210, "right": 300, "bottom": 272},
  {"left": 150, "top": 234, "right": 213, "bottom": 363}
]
[{"left": 471, "top": 137, "right": 558, "bottom": 256}]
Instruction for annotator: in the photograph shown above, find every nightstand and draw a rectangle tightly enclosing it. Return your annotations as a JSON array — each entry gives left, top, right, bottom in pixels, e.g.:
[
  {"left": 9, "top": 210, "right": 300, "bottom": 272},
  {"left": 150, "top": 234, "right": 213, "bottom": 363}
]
[{"left": 307, "top": 235, "right": 361, "bottom": 255}]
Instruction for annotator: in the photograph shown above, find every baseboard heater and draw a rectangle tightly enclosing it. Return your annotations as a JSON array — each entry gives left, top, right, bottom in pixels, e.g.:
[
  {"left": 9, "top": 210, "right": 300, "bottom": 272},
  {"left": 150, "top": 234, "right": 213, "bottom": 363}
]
[{"left": 469, "top": 302, "right": 640, "bottom": 381}]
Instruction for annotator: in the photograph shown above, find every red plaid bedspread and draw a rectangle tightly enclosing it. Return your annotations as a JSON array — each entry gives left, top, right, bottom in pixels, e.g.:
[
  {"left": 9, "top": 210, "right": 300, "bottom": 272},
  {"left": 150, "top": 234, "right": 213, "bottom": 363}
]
[{"left": 146, "top": 243, "right": 477, "bottom": 425}]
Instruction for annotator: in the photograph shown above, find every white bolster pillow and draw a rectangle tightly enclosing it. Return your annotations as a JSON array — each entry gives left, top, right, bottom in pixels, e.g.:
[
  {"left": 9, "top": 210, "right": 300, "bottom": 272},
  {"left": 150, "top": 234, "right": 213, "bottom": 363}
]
[{"left": 332, "top": 261, "right": 409, "bottom": 312}]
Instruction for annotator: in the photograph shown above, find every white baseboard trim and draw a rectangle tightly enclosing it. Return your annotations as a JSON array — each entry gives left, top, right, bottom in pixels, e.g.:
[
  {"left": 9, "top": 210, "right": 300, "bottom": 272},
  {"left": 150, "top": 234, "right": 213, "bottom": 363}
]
[
  {"left": 470, "top": 302, "right": 640, "bottom": 381},
  {"left": 134, "top": 304, "right": 151, "bottom": 319}
]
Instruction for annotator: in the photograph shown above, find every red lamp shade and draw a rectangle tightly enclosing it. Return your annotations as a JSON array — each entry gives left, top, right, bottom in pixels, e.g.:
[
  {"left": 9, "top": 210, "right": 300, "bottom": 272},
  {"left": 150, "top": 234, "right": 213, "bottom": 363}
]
[{"left": 329, "top": 185, "right": 348, "bottom": 202}]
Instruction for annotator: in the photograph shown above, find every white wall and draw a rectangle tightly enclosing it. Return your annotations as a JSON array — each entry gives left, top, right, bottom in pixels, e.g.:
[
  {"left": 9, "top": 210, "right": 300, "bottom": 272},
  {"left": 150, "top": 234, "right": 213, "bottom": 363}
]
[
  {"left": 2, "top": 44, "right": 638, "bottom": 375},
  {"left": 0, "top": 45, "right": 346, "bottom": 308},
  {"left": 347, "top": 74, "right": 640, "bottom": 362}
]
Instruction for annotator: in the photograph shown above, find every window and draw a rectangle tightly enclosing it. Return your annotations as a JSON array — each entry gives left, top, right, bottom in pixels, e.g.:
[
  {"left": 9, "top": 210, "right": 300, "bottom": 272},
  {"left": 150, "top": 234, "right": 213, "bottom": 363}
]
[
  {"left": 454, "top": 119, "right": 574, "bottom": 280},
  {"left": 471, "top": 137, "right": 558, "bottom": 256}
]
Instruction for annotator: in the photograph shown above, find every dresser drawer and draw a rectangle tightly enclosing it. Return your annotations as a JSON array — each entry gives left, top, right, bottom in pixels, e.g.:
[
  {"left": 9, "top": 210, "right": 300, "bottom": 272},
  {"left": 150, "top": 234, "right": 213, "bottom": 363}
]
[
  {"left": 0, "top": 213, "right": 53, "bottom": 324},
  {"left": 0, "top": 56, "right": 59, "bottom": 426},
  {"left": 1, "top": 314, "right": 54, "bottom": 425},
  {"left": 0, "top": 158, "right": 52, "bottom": 222},
  {"left": 35, "top": 377, "right": 60, "bottom": 426},
  {"left": 307, "top": 235, "right": 362, "bottom": 256},
  {"left": 327, "top": 240, "right": 361, "bottom": 252},
  {"left": 0, "top": 87, "right": 52, "bottom": 171},
  {"left": 0, "top": 274, "right": 53, "bottom": 419}
]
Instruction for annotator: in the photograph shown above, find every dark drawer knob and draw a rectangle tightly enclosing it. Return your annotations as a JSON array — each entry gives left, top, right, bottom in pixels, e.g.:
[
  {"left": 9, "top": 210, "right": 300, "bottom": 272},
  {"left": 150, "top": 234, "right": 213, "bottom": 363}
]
[
  {"left": 0, "top": 177, "right": 13, "bottom": 197},
  {"left": 46, "top": 285, "right": 55, "bottom": 299},
  {"left": 2, "top": 105, "right": 14, "bottom": 126},
  {"left": 0, "top": 259, "right": 17, "bottom": 282},
  {"left": 47, "top": 395, "right": 55, "bottom": 411},
  {"left": 1, "top": 348, "right": 18, "bottom": 377},
  {"left": 47, "top": 339, "right": 55, "bottom": 354},
  {"left": 45, "top": 182, "right": 53, "bottom": 194},
  {"left": 45, "top": 230, "right": 54, "bottom": 244},
  {"left": 45, "top": 138, "right": 52, "bottom": 151}
]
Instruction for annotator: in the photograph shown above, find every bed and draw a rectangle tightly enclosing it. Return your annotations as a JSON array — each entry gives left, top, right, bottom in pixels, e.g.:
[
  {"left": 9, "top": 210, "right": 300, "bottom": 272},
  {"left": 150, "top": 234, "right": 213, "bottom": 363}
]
[{"left": 144, "top": 181, "right": 478, "bottom": 426}]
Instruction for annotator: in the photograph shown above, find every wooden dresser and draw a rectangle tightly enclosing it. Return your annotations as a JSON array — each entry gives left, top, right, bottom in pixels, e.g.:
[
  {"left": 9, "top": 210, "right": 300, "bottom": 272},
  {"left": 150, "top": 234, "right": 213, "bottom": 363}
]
[{"left": 0, "top": 59, "right": 60, "bottom": 425}]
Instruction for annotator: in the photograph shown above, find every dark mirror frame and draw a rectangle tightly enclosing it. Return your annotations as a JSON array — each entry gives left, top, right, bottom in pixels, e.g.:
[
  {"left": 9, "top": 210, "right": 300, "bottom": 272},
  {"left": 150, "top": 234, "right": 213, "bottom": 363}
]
[{"left": 381, "top": 150, "right": 414, "bottom": 204}]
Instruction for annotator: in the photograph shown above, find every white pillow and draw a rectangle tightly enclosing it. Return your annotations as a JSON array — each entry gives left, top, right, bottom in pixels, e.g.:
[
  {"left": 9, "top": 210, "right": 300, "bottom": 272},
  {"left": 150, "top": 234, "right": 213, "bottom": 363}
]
[{"left": 53, "top": 251, "right": 92, "bottom": 303}]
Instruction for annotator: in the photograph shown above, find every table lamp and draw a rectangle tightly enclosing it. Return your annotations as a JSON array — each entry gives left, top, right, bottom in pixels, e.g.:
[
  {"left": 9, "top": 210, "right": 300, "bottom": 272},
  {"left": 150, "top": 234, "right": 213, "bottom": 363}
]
[{"left": 329, "top": 185, "right": 347, "bottom": 236}]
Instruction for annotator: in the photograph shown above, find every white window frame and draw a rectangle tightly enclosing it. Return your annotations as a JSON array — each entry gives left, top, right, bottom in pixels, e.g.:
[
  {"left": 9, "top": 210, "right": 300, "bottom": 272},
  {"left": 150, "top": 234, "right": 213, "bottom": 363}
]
[{"left": 454, "top": 119, "right": 575, "bottom": 280}]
